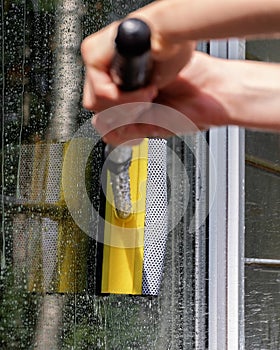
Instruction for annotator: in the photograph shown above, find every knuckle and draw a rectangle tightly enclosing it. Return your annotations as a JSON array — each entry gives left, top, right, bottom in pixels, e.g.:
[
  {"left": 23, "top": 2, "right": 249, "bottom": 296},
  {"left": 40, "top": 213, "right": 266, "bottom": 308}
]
[
  {"left": 82, "top": 96, "right": 96, "bottom": 111},
  {"left": 80, "top": 36, "right": 95, "bottom": 63}
]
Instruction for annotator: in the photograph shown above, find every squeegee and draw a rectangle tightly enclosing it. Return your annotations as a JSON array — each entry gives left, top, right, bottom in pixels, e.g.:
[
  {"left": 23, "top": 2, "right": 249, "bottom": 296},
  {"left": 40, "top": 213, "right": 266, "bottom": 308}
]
[
  {"left": 96, "top": 18, "right": 168, "bottom": 296},
  {"left": 105, "top": 18, "right": 153, "bottom": 219}
]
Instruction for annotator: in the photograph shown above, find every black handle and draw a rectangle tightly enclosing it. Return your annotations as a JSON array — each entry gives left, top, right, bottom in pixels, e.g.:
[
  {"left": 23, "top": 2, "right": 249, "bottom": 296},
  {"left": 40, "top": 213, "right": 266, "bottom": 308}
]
[
  {"left": 110, "top": 18, "right": 153, "bottom": 91},
  {"left": 105, "top": 19, "right": 153, "bottom": 167}
]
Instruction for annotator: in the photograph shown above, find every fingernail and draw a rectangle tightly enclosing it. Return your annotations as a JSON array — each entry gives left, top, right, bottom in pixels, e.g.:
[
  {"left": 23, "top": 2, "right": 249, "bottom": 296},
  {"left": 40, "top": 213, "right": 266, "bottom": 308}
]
[
  {"left": 115, "top": 126, "right": 126, "bottom": 137},
  {"left": 150, "top": 86, "right": 158, "bottom": 100}
]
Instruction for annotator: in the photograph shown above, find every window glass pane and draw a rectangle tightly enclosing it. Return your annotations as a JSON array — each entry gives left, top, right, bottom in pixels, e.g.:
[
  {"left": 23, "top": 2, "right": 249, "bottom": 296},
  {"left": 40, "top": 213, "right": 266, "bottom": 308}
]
[
  {"left": 246, "top": 131, "right": 280, "bottom": 166},
  {"left": 245, "top": 166, "right": 280, "bottom": 259},
  {"left": 245, "top": 39, "right": 280, "bottom": 349},
  {"left": 1, "top": 1, "right": 208, "bottom": 348},
  {"left": 245, "top": 267, "right": 280, "bottom": 349}
]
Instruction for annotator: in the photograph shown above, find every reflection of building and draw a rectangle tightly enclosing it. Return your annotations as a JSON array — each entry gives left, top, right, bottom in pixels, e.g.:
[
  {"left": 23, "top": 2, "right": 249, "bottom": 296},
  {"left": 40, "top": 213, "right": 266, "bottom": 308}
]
[
  {"left": 244, "top": 40, "right": 280, "bottom": 349},
  {"left": 1, "top": 1, "right": 280, "bottom": 349}
]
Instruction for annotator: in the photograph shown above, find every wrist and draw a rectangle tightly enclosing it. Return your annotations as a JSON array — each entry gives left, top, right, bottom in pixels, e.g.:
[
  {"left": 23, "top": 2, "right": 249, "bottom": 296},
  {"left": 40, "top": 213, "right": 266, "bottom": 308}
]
[
  {"left": 128, "top": 0, "right": 191, "bottom": 58},
  {"left": 219, "top": 59, "right": 280, "bottom": 130}
]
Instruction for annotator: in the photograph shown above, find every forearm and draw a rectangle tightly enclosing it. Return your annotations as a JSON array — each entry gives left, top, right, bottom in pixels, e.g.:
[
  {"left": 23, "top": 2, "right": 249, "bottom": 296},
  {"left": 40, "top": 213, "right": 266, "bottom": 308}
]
[
  {"left": 220, "top": 59, "right": 280, "bottom": 130},
  {"left": 133, "top": 0, "right": 280, "bottom": 43}
]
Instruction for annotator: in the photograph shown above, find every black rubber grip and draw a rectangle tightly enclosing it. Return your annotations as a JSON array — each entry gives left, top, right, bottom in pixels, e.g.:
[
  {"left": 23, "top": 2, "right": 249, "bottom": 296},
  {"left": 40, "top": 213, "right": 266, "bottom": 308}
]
[{"left": 110, "top": 18, "right": 153, "bottom": 91}]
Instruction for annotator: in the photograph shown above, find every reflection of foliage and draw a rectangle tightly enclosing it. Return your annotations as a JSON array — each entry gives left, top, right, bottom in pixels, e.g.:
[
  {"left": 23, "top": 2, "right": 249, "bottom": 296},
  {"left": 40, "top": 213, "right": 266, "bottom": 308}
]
[
  {"left": 1, "top": 5, "right": 55, "bottom": 144},
  {"left": 0, "top": 266, "right": 40, "bottom": 349},
  {"left": 1, "top": 1, "right": 163, "bottom": 349},
  {"left": 1, "top": 0, "right": 114, "bottom": 145},
  {"left": 61, "top": 294, "right": 158, "bottom": 349},
  {"left": 82, "top": 0, "right": 113, "bottom": 37},
  {"left": 1, "top": 142, "right": 21, "bottom": 200},
  {"left": 108, "top": 0, "right": 152, "bottom": 20}
]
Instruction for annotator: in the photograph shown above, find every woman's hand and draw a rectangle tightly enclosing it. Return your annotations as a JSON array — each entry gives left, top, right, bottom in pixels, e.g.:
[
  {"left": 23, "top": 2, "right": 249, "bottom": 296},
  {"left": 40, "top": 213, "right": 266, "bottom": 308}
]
[
  {"left": 92, "top": 51, "right": 280, "bottom": 145},
  {"left": 91, "top": 52, "right": 232, "bottom": 145},
  {"left": 81, "top": 19, "right": 195, "bottom": 112}
]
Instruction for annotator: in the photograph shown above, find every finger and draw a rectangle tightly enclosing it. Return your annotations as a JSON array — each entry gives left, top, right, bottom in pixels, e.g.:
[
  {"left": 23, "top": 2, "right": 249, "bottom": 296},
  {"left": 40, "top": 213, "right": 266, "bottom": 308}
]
[
  {"left": 84, "top": 75, "right": 152, "bottom": 114},
  {"left": 100, "top": 124, "right": 172, "bottom": 146},
  {"left": 92, "top": 102, "right": 201, "bottom": 145},
  {"left": 81, "top": 22, "right": 119, "bottom": 68},
  {"left": 83, "top": 64, "right": 158, "bottom": 112},
  {"left": 83, "top": 76, "right": 96, "bottom": 111},
  {"left": 152, "top": 41, "right": 196, "bottom": 88},
  {"left": 92, "top": 103, "right": 154, "bottom": 136}
]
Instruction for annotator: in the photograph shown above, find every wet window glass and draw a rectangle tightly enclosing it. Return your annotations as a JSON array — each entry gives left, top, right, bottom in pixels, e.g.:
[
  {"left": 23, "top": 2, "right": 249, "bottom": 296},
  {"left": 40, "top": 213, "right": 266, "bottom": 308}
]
[
  {"left": 245, "top": 40, "right": 280, "bottom": 349},
  {"left": 1, "top": 1, "right": 208, "bottom": 349}
]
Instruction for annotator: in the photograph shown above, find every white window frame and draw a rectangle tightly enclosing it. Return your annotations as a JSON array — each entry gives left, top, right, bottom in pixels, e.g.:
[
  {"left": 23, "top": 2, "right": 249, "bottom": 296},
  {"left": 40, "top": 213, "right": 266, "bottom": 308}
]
[{"left": 208, "top": 39, "right": 245, "bottom": 350}]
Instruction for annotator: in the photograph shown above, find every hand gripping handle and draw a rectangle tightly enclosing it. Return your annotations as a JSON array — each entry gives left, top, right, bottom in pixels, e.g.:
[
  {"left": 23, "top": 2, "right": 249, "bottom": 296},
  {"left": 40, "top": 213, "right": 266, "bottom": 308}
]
[{"left": 110, "top": 18, "right": 153, "bottom": 91}]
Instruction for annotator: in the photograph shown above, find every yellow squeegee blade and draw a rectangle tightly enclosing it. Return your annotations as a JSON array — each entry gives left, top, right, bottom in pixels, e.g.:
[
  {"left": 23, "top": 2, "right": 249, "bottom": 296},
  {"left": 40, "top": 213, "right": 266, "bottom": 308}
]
[{"left": 101, "top": 139, "right": 148, "bottom": 295}]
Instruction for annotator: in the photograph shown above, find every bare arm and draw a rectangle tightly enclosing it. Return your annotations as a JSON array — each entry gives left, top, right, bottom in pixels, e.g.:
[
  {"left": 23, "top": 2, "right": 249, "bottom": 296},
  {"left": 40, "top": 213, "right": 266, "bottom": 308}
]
[
  {"left": 81, "top": 0, "right": 280, "bottom": 97},
  {"left": 157, "top": 53, "right": 280, "bottom": 132},
  {"left": 217, "top": 58, "right": 280, "bottom": 131},
  {"left": 81, "top": 0, "right": 280, "bottom": 143},
  {"left": 134, "top": 0, "right": 280, "bottom": 45},
  {"left": 93, "top": 53, "right": 280, "bottom": 145}
]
